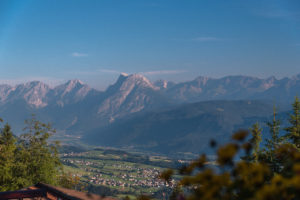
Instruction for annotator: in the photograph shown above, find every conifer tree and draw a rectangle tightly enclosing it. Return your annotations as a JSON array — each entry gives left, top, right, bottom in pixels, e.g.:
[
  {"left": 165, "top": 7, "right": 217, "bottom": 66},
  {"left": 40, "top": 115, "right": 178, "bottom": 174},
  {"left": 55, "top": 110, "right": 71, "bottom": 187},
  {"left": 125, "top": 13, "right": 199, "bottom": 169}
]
[
  {"left": 0, "top": 123, "right": 17, "bottom": 191},
  {"left": 284, "top": 96, "right": 300, "bottom": 149},
  {"left": 249, "top": 122, "right": 262, "bottom": 162},
  {"left": 263, "top": 106, "right": 282, "bottom": 173}
]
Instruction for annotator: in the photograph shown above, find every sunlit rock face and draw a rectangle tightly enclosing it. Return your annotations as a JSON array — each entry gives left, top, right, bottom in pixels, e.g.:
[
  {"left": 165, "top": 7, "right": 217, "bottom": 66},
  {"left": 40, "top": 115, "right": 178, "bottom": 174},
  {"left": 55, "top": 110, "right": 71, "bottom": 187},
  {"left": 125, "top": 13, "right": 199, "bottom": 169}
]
[
  {"left": 0, "top": 80, "right": 95, "bottom": 108},
  {"left": 2, "top": 81, "right": 50, "bottom": 108},
  {"left": 52, "top": 79, "right": 93, "bottom": 107},
  {"left": 97, "top": 73, "right": 162, "bottom": 119}
]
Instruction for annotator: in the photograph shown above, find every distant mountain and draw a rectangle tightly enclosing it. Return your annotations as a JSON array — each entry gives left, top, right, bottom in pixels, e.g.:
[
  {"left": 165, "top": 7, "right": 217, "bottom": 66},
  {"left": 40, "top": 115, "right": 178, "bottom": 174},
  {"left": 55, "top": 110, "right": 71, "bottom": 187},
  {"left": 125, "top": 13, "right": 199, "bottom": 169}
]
[
  {"left": 0, "top": 80, "right": 99, "bottom": 132},
  {"left": 0, "top": 81, "right": 50, "bottom": 108},
  {"left": 0, "top": 74, "right": 170, "bottom": 133},
  {"left": 83, "top": 100, "right": 275, "bottom": 155},
  {"left": 0, "top": 80, "right": 95, "bottom": 108},
  {"left": 165, "top": 75, "right": 300, "bottom": 104},
  {"left": 0, "top": 73, "right": 299, "bottom": 154}
]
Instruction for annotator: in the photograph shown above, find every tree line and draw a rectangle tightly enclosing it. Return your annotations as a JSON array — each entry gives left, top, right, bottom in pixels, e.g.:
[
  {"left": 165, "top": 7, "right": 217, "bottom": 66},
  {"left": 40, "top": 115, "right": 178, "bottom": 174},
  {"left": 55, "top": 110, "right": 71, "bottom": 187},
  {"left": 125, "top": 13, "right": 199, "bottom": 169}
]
[{"left": 0, "top": 115, "right": 78, "bottom": 192}]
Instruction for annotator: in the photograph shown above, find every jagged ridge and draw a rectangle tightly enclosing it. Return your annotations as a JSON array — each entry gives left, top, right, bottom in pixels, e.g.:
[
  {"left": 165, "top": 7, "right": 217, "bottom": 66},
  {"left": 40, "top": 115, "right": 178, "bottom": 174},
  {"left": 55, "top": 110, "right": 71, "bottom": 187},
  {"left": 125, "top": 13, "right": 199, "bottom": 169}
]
[{"left": 0, "top": 73, "right": 300, "bottom": 136}]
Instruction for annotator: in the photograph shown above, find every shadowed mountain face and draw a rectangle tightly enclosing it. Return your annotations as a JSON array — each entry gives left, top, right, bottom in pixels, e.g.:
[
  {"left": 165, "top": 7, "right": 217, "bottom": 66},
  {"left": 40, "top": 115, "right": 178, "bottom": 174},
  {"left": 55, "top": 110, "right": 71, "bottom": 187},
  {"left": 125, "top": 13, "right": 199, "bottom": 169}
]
[
  {"left": 0, "top": 73, "right": 299, "bottom": 154},
  {"left": 83, "top": 100, "right": 275, "bottom": 155}
]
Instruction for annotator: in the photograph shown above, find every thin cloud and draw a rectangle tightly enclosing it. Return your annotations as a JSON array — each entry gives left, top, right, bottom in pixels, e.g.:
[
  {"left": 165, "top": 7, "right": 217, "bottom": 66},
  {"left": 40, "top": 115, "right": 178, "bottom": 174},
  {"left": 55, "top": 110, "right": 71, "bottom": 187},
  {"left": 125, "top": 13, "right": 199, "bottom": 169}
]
[
  {"left": 193, "top": 36, "right": 222, "bottom": 42},
  {"left": 69, "top": 69, "right": 186, "bottom": 76},
  {"left": 68, "top": 71, "right": 95, "bottom": 76},
  {"left": 141, "top": 70, "right": 187, "bottom": 76},
  {"left": 71, "top": 52, "right": 88, "bottom": 57},
  {"left": 97, "top": 69, "right": 122, "bottom": 74},
  {"left": 68, "top": 69, "right": 125, "bottom": 76}
]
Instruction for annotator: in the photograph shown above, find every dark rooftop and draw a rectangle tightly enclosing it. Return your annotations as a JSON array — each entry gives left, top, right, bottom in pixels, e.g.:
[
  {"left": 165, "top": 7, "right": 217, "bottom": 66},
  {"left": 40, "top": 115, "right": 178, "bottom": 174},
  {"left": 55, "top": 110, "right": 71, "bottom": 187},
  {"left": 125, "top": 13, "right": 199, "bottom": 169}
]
[{"left": 0, "top": 183, "right": 116, "bottom": 200}]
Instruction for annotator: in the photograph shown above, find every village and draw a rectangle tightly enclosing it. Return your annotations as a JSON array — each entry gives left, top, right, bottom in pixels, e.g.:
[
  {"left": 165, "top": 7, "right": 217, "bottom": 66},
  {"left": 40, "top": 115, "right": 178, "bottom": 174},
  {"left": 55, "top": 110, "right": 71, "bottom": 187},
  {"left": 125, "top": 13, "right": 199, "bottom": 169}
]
[{"left": 61, "top": 153, "right": 176, "bottom": 192}]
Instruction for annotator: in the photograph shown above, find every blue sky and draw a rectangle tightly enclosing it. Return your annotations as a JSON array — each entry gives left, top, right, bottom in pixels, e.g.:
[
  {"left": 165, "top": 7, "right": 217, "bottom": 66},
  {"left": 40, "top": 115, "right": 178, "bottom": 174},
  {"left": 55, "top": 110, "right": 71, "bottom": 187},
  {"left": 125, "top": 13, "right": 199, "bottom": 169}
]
[{"left": 0, "top": 0, "right": 300, "bottom": 89}]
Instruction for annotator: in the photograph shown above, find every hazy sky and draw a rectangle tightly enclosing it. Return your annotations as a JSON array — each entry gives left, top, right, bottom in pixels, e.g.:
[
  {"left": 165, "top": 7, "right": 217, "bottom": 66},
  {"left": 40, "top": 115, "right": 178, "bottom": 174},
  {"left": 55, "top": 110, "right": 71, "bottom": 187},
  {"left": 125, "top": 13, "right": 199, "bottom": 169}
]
[{"left": 0, "top": 0, "right": 300, "bottom": 90}]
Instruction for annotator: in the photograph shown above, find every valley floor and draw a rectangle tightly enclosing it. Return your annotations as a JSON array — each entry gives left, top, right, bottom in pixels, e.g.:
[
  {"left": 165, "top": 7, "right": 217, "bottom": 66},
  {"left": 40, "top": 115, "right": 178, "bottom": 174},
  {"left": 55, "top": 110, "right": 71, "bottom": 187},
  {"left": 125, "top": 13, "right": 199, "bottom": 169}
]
[{"left": 61, "top": 148, "right": 183, "bottom": 199}]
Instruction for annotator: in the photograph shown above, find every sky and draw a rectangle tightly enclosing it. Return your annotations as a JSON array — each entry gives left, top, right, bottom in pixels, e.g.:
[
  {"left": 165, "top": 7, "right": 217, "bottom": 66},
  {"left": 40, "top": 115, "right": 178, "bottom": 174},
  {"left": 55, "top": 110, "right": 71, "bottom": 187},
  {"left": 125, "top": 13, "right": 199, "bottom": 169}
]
[{"left": 0, "top": 0, "right": 300, "bottom": 90}]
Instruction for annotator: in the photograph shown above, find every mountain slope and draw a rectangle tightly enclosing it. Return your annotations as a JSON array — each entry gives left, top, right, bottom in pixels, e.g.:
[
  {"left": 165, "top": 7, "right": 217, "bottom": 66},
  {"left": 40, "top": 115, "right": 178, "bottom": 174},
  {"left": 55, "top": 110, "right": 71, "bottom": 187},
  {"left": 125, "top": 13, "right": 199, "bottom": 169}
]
[{"left": 83, "top": 100, "right": 274, "bottom": 155}]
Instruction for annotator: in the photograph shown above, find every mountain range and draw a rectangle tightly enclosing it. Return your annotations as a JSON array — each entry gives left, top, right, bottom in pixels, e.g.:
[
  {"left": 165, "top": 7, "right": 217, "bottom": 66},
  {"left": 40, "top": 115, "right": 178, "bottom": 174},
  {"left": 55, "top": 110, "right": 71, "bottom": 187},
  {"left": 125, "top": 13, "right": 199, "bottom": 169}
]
[{"left": 0, "top": 73, "right": 299, "bottom": 154}]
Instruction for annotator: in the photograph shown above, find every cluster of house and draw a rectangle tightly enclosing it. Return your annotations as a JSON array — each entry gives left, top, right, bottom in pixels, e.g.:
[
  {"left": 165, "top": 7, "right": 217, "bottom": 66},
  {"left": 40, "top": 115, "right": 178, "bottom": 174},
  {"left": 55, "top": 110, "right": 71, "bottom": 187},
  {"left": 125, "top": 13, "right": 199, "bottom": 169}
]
[
  {"left": 62, "top": 157, "right": 176, "bottom": 190},
  {"left": 87, "top": 167, "right": 176, "bottom": 189}
]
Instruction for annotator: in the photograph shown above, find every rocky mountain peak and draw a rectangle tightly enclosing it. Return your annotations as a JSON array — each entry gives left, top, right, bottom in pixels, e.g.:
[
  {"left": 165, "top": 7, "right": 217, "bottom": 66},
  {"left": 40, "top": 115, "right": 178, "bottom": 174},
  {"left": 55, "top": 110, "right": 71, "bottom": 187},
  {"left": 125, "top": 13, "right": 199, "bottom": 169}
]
[
  {"left": 110, "top": 73, "right": 158, "bottom": 92},
  {"left": 21, "top": 81, "right": 49, "bottom": 90},
  {"left": 69, "top": 79, "right": 84, "bottom": 84},
  {"left": 97, "top": 74, "right": 161, "bottom": 119},
  {"left": 10, "top": 81, "right": 50, "bottom": 108},
  {"left": 54, "top": 79, "right": 88, "bottom": 93},
  {"left": 63, "top": 79, "right": 85, "bottom": 91},
  {"left": 123, "top": 74, "right": 158, "bottom": 90},
  {"left": 53, "top": 79, "right": 92, "bottom": 106},
  {"left": 120, "top": 72, "right": 129, "bottom": 77},
  {"left": 113, "top": 73, "right": 130, "bottom": 87}
]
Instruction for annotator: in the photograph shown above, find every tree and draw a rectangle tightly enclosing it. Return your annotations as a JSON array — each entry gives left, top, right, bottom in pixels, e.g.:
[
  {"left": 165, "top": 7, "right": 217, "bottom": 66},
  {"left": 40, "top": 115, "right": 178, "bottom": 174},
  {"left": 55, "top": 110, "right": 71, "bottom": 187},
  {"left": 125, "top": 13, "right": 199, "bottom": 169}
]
[
  {"left": 246, "top": 122, "right": 262, "bottom": 162},
  {"left": 0, "top": 122, "right": 17, "bottom": 191},
  {"left": 19, "top": 115, "right": 62, "bottom": 186},
  {"left": 0, "top": 115, "right": 63, "bottom": 192},
  {"left": 58, "top": 172, "right": 81, "bottom": 190},
  {"left": 284, "top": 96, "right": 300, "bottom": 149},
  {"left": 262, "top": 106, "right": 283, "bottom": 174}
]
